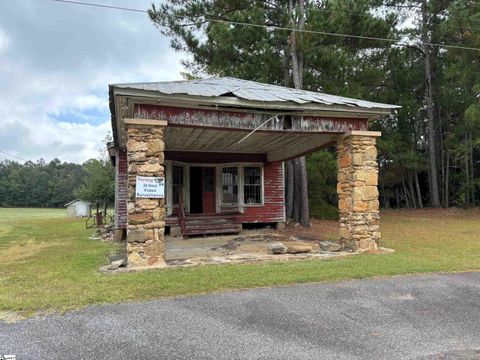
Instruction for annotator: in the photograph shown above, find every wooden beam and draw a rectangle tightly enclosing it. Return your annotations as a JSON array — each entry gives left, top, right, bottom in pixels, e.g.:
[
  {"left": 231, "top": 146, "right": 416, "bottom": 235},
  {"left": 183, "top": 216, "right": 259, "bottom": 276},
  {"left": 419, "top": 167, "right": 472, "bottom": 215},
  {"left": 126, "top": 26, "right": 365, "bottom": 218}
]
[
  {"left": 339, "top": 130, "right": 382, "bottom": 139},
  {"left": 124, "top": 118, "right": 168, "bottom": 126},
  {"left": 165, "top": 151, "right": 267, "bottom": 163}
]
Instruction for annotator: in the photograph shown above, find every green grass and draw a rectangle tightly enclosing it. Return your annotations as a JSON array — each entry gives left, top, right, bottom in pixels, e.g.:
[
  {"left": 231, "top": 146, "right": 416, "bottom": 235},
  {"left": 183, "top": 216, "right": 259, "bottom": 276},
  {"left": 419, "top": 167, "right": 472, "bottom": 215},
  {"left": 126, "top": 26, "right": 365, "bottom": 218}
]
[{"left": 0, "top": 207, "right": 480, "bottom": 317}]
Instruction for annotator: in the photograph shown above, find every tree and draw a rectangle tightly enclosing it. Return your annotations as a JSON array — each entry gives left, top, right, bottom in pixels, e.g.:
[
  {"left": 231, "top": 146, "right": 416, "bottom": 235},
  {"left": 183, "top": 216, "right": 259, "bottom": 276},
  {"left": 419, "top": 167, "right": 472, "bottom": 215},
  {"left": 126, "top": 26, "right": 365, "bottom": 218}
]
[
  {"left": 74, "top": 158, "right": 115, "bottom": 215},
  {"left": 0, "top": 159, "right": 87, "bottom": 208},
  {"left": 149, "top": 0, "right": 396, "bottom": 221}
]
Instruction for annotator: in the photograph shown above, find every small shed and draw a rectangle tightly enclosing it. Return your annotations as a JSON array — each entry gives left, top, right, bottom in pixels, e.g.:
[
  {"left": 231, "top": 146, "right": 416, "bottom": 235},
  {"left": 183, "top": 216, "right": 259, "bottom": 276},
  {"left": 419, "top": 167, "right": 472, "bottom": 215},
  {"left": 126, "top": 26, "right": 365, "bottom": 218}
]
[{"left": 65, "top": 199, "right": 91, "bottom": 217}]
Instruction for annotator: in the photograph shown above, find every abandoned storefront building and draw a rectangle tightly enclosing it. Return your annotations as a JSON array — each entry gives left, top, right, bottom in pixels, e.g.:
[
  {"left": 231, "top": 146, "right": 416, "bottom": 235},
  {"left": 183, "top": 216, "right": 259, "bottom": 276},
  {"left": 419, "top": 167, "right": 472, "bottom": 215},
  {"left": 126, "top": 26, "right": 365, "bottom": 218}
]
[{"left": 108, "top": 77, "right": 399, "bottom": 268}]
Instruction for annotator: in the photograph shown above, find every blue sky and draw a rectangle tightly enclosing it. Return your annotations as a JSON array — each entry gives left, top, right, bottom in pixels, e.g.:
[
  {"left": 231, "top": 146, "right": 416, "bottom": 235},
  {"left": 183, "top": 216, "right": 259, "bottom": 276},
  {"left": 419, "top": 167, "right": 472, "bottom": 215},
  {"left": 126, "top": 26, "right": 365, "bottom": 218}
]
[{"left": 0, "top": 0, "right": 186, "bottom": 163}]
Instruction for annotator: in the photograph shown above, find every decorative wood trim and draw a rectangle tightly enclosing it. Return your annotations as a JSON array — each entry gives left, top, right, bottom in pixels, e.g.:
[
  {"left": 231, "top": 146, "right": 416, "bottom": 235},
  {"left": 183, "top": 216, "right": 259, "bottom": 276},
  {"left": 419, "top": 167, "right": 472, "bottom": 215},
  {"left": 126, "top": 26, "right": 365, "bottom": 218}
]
[{"left": 124, "top": 118, "right": 168, "bottom": 126}]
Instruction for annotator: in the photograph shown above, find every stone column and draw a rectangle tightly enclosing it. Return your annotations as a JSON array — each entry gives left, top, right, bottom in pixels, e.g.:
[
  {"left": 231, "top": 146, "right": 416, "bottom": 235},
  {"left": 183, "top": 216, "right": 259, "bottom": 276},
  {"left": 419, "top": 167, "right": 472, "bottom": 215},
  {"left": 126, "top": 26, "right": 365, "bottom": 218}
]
[
  {"left": 125, "top": 119, "right": 167, "bottom": 268},
  {"left": 336, "top": 131, "right": 381, "bottom": 252}
]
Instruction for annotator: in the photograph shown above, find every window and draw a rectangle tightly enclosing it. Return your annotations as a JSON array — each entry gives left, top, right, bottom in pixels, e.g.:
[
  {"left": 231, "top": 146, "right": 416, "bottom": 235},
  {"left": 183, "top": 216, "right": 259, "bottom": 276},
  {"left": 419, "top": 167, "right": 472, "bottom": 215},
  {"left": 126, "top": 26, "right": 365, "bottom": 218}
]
[
  {"left": 282, "top": 115, "right": 293, "bottom": 130},
  {"left": 172, "top": 165, "right": 183, "bottom": 205},
  {"left": 244, "top": 166, "right": 262, "bottom": 204},
  {"left": 222, "top": 167, "right": 238, "bottom": 204}
]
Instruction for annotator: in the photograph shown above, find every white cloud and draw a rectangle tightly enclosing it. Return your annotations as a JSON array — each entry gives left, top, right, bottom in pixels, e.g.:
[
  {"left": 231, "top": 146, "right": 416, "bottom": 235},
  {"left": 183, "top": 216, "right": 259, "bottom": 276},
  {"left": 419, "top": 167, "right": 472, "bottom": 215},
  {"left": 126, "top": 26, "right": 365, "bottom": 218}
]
[
  {"left": 0, "top": 28, "right": 11, "bottom": 53},
  {"left": 0, "top": 0, "right": 188, "bottom": 163}
]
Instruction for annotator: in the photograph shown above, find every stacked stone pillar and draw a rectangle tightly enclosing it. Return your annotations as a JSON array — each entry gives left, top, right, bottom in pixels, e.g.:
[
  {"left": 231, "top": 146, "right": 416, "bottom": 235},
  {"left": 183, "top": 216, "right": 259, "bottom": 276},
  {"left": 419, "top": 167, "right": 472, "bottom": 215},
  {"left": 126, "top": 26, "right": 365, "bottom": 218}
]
[
  {"left": 336, "top": 131, "right": 381, "bottom": 252},
  {"left": 125, "top": 119, "right": 167, "bottom": 267}
]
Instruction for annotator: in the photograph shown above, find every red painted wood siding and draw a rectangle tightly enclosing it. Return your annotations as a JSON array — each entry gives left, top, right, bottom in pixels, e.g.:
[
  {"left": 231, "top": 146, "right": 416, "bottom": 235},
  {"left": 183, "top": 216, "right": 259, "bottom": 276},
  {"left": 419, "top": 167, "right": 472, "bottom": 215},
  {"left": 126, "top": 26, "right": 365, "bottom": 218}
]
[
  {"left": 116, "top": 149, "right": 128, "bottom": 228},
  {"left": 135, "top": 104, "right": 368, "bottom": 133},
  {"left": 240, "top": 161, "right": 285, "bottom": 223}
]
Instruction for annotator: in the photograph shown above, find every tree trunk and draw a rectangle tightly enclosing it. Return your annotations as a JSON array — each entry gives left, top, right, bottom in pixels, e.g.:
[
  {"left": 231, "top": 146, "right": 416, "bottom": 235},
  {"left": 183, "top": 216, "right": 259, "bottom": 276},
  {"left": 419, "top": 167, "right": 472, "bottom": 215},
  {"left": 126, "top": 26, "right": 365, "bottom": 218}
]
[
  {"left": 421, "top": 0, "right": 441, "bottom": 207},
  {"left": 298, "top": 156, "right": 310, "bottom": 226},
  {"left": 283, "top": 46, "right": 294, "bottom": 219},
  {"left": 408, "top": 172, "right": 417, "bottom": 209},
  {"left": 444, "top": 151, "right": 450, "bottom": 207},
  {"left": 381, "top": 168, "right": 389, "bottom": 209},
  {"left": 469, "top": 132, "right": 475, "bottom": 204},
  {"left": 293, "top": 158, "right": 302, "bottom": 222},
  {"left": 440, "top": 121, "right": 445, "bottom": 205},
  {"left": 402, "top": 173, "right": 410, "bottom": 209},
  {"left": 414, "top": 171, "right": 423, "bottom": 209},
  {"left": 288, "top": 0, "right": 310, "bottom": 227},
  {"left": 464, "top": 132, "right": 470, "bottom": 207},
  {"left": 395, "top": 186, "right": 400, "bottom": 208}
]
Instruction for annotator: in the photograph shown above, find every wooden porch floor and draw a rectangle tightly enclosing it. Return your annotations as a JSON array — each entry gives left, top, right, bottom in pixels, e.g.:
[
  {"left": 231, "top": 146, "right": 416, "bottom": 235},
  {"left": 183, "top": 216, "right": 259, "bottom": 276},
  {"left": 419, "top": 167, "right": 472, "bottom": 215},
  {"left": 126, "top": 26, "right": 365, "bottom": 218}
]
[{"left": 166, "top": 213, "right": 242, "bottom": 236}]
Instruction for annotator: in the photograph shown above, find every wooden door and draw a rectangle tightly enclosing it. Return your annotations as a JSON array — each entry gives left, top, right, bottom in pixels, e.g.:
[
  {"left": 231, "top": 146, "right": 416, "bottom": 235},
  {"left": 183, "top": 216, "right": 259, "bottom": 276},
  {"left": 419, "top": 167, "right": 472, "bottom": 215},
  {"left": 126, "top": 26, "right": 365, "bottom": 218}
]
[{"left": 202, "top": 167, "right": 216, "bottom": 213}]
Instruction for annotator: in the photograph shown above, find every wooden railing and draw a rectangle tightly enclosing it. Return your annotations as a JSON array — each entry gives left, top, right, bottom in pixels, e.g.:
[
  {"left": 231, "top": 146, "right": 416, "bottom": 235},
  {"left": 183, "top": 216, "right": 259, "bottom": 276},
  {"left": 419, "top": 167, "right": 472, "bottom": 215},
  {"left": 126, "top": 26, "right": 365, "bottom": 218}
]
[
  {"left": 178, "top": 190, "right": 186, "bottom": 235},
  {"left": 85, "top": 211, "right": 114, "bottom": 229}
]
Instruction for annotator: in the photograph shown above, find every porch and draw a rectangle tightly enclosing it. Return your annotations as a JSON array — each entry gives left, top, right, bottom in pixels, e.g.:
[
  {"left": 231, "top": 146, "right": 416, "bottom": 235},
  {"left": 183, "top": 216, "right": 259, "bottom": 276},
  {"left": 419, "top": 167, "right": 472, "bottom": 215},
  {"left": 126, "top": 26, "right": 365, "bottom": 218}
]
[
  {"left": 109, "top": 77, "right": 399, "bottom": 268},
  {"left": 163, "top": 158, "right": 285, "bottom": 236},
  {"left": 166, "top": 213, "right": 242, "bottom": 236}
]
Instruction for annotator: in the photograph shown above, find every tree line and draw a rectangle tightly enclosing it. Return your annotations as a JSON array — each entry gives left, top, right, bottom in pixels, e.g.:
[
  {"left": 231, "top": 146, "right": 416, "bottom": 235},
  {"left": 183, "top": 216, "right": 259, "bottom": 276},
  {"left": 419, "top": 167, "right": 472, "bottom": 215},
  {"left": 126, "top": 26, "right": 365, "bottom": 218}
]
[
  {"left": 149, "top": 0, "right": 479, "bottom": 220},
  {"left": 0, "top": 157, "right": 114, "bottom": 210}
]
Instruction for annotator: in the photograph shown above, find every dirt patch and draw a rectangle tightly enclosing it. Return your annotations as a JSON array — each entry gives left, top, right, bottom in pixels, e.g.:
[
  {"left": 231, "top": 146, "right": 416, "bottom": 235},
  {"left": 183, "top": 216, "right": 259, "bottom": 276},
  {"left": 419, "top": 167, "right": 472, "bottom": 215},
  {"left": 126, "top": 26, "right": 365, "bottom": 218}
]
[
  {"left": 280, "top": 219, "right": 339, "bottom": 242},
  {"left": 0, "top": 310, "right": 25, "bottom": 323},
  {"left": 0, "top": 240, "right": 51, "bottom": 263}
]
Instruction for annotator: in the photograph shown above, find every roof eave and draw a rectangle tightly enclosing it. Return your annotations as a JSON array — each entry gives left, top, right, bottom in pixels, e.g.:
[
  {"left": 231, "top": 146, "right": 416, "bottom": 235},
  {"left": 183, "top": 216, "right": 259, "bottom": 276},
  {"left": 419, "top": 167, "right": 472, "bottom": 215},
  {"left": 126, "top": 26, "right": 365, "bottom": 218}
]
[{"left": 111, "top": 86, "right": 397, "bottom": 116}]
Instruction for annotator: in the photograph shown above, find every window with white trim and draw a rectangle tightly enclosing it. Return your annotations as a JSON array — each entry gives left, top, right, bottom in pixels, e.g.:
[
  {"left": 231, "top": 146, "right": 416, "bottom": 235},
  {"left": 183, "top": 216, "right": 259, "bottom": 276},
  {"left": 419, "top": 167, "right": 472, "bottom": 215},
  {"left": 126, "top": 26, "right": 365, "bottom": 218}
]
[
  {"left": 222, "top": 167, "right": 238, "bottom": 204},
  {"left": 243, "top": 166, "right": 262, "bottom": 204},
  {"left": 172, "top": 165, "right": 183, "bottom": 205}
]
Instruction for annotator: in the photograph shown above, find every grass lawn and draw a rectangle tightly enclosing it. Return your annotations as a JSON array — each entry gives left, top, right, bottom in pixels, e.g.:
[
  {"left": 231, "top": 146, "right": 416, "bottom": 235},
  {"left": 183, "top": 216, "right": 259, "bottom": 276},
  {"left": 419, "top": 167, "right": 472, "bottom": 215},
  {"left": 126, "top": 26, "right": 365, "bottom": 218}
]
[{"left": 1, "top": 207, "right": 480, "bottom": 318}]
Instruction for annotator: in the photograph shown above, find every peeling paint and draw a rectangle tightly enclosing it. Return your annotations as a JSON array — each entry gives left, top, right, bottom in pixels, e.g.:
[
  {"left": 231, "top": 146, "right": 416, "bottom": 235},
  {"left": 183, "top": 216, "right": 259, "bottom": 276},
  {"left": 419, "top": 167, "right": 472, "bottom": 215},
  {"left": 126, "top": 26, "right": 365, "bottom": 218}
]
[{"left": 135, "top": 104, "right": 368, "bottom": 133}]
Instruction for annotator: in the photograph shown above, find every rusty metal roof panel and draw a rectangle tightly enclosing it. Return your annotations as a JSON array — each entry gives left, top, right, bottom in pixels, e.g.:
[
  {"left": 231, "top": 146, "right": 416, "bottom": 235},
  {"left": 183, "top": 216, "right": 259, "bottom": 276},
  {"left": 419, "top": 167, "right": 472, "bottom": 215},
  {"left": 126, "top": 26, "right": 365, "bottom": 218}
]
[{"left": 112, "top": 77, "right": 400, "bottom": 110}]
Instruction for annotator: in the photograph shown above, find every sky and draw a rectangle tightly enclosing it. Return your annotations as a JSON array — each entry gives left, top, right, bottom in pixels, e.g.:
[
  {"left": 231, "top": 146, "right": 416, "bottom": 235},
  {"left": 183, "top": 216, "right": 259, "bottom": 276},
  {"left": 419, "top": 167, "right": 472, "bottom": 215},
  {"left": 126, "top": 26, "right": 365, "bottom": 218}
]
[{"left": 0, "top": 0, "right": 186, "bottom": 164}]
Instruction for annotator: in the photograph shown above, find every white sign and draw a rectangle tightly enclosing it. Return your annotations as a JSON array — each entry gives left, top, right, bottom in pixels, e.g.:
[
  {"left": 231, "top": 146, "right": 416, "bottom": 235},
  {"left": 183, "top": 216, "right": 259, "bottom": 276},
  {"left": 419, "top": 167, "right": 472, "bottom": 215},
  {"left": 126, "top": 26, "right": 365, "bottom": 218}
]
[{"left": 135, "top": 176, "right": 165, "bottom": 199}]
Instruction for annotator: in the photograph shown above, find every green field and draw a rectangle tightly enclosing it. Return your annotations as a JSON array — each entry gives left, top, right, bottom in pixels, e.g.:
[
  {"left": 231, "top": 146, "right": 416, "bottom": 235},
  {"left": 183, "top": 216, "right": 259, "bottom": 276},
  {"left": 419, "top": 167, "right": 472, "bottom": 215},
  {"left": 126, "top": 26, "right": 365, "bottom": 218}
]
[{"left": 1, "top": 207, "right": 480, "bottom": 319}]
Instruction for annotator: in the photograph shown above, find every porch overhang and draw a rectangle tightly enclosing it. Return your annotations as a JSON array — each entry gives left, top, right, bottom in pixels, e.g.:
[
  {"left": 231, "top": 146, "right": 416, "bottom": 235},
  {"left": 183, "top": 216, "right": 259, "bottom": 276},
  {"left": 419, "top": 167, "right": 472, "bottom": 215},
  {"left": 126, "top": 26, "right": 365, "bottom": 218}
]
[
  {"left": 108, "top": 77, "right": 399, "bottom": 268},
  {"left": 162, "top": 125, "right": 337, "bottom": 162},
  {"left": 109, "top": 78, "right": 399, "bottom": 157}
]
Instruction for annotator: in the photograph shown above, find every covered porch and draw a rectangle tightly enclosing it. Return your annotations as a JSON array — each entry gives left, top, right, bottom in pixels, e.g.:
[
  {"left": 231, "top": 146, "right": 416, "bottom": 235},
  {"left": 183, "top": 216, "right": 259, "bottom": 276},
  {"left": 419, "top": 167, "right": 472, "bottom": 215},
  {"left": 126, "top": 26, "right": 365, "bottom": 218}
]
[{"left": 109, "top": 77, "right": 398, "bottom": 268}]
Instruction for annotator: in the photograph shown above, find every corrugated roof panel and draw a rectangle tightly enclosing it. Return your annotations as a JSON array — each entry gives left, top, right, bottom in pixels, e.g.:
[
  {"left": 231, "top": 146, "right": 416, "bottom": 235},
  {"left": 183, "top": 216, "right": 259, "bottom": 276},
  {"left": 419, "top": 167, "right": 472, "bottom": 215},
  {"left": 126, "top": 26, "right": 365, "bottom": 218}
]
[{"left": 112, "top": 77, "right": 400, "bottom": 110}]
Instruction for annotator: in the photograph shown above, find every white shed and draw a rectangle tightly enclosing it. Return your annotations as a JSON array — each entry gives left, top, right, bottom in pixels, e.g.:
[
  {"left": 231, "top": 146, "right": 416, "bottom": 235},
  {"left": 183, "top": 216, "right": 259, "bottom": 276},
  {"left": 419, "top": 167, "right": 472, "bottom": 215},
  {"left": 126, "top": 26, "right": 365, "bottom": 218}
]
[{"left": 65, "top": 199, "right": 91, "bottom": 217}]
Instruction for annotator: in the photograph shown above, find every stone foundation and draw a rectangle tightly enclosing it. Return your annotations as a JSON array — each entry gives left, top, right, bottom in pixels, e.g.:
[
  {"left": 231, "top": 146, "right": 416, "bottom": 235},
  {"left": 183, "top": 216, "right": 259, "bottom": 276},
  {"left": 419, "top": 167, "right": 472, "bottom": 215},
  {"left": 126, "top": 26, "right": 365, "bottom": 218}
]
[
  {"left": 336, "top": 131, "right": 381, "bottom": 251},
  {"left": 126, "top": 121, "right": 167, "bottom": 267}
]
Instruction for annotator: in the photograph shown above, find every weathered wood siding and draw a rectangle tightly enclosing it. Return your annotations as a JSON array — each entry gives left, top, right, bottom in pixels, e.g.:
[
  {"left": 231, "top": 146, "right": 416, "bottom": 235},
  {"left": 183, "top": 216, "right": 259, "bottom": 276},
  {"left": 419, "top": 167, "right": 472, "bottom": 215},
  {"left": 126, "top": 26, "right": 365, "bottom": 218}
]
[
  {"left": 115, "top": 149, "right": 128, "bottom": 229},
  {"left": 134, "top": 104, "right": 368, "bottom": 133},
  {"left": 240, "top": 161, "right": 285, "bottom": 223},
  {"left": 165, "top": 161, "right": 285, "bottom": 226}
]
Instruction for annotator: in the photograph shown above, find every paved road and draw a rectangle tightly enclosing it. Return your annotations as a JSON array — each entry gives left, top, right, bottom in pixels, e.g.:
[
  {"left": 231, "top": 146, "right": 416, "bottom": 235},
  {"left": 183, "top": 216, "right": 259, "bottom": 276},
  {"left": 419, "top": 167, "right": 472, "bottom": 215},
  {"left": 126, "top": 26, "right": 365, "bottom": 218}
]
[{"left": 2, "top": 272, "right": 480, "bottom": 359}]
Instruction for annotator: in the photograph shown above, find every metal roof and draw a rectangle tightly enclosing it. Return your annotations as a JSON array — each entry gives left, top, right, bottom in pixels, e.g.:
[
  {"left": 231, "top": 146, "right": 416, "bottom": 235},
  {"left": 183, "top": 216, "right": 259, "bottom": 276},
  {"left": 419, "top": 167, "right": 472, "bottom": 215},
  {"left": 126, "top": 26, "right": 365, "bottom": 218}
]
[{"left": 111, "top": 77, "right": 400, "bottom": 111}]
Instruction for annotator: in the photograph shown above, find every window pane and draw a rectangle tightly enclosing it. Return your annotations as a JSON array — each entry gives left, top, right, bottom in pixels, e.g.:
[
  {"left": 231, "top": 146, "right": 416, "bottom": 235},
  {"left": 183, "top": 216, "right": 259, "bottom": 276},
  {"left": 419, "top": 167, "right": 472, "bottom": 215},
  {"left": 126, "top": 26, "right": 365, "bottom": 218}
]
[
  {"left": 222, "top": 167, "right": 238, "bottom": 204},
  {"left": 172, "top": 165, "right": 183, "bottom": 205},
  {"left": 244, "top": 167, "right": 261, "bottom": 204}
]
